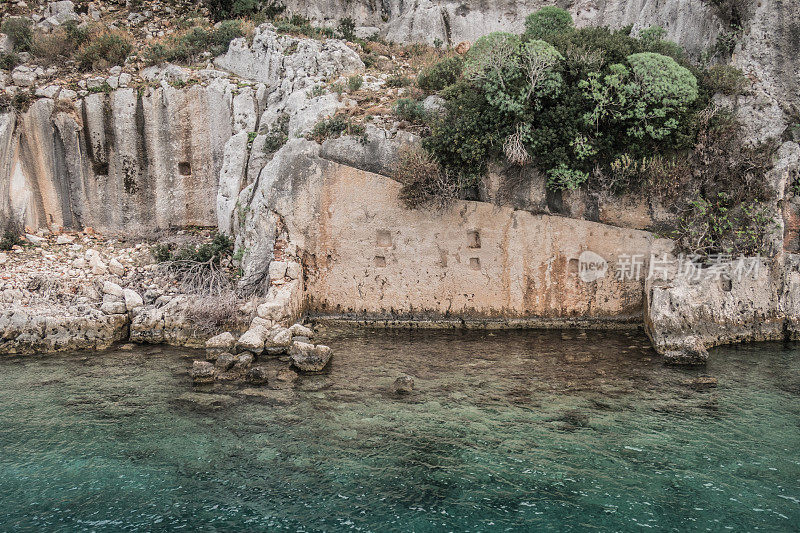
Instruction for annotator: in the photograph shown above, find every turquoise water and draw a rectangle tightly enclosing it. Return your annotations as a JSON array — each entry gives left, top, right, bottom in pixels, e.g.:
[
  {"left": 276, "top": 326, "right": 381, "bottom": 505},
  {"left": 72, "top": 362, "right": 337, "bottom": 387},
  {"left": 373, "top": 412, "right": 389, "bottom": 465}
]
[{"left": 0, "top": 328, "right": 798, "bottom": 532}]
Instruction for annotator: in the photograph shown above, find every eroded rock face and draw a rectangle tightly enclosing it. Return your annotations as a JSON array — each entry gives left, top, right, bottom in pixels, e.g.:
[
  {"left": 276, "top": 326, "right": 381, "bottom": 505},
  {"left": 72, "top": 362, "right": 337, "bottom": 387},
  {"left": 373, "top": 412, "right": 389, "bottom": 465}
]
[
  {"left": 0, "top": 306, "right": 129, "bottom": 354},
  {"left": 0, "top": 83, "right": 239, "bottom": 233},
  {"left": 280, "top": 0, "right": 725, "bottom": 54},
  {"left": 215, "top": 24, "right": 363, "bottom": 86},
  {"left": 645, "top": 248, "right": 800, "bottom": 362}
]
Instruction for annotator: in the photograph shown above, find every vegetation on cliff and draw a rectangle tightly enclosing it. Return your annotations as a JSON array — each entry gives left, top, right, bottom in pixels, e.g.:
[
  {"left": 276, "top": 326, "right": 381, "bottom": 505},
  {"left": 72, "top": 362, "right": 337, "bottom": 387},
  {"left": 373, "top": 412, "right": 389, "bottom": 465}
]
[{"left": 398, "top": 7, "right": 776, "bottom": 256}]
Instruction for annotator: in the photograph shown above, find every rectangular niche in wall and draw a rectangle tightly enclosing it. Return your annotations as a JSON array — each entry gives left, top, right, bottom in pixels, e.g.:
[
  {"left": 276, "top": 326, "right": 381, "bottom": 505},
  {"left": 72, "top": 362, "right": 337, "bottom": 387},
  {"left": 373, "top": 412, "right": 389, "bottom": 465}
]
[
  {"left": 468, "top": 230, "right": 481, "bottom": 248},
  {"left": 374, "top": 256, "right": 387, "bottom": 268},
  {"left": 376, "top": 230, "right": 392, "bottom": 247},
  {"left": 178, "top": 162, "right": 192, "bottom": 175},
  {"left": 469, "top": 257, "right": 481, "bottom": 270}
]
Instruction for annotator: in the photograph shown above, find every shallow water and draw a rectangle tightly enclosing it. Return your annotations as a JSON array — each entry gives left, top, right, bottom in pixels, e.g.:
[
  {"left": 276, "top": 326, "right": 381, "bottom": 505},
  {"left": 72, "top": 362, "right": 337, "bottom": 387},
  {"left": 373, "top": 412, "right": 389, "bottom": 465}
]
[{"left": 0, "top": 328, "right": 798, "bottom": 532}]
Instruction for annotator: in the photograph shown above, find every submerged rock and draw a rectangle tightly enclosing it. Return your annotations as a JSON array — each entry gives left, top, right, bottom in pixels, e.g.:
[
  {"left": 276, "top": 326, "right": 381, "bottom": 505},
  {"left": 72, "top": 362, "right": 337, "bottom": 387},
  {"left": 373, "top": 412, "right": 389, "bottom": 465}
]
[
  {"left": 190, "top": 361, "right": 216, "bottom": 384},
  {"left": 246, "top": 366, "right": 269, "bottom": 385},
  {"left": 275, "top": 368, "right": 298, "bottom": 383},
  {"left": 214, "top": 352, "right": 237, "bottom": 371},
  {"left": 394, "top": 375, "right": 414, "bottom": 394},
  {"left": 235, "top": 352, "right": 255, "bottom": 369},
  {"left": 289, "top": 341, "right": 332, "bottom": 372},
  {"left": 663, "top": 337, "right": 709, "bottom": 366}
]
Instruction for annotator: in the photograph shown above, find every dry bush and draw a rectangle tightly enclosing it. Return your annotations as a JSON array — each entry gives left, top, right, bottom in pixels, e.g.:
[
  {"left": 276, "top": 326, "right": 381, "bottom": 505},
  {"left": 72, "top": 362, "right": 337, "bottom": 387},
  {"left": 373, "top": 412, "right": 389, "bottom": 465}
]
[
  {"left": 182, "top": 292, "right": 243, "bottom": 334},
  {"left": 503, "top": 124, "right": 531, "bottom": 166},
  {"left": 395, "top": 144, "right": 460, "bottom": 210}
]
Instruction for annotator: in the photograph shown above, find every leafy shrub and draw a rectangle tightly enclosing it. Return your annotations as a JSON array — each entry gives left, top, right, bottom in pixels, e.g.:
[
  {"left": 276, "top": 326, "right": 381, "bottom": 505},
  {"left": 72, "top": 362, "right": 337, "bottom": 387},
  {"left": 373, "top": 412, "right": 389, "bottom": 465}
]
[
  {"left": 308, "top": 115, "right": 365, "bottom": 142},
  {"left": 1, "top": 17, "right": 33, "bottom": 52},
  {"left": 385, "top": 74, "right": 412, "bottom": 88},
  {"left": 546, "top": 164, "right": 588, "bottom": 190},
  {"left": 78, "top": 29, "right": 132, "bottom": 69},
  {"left": 347, "top": 74, "right": 364, "bottom": 92},
  {"left": 393, "top": 98, "right": 427, "bottom": 122},
  {"left": 273, "top": 17, "right": 334, "bottom": 40},
  {"left": 0, "top": 218, "right": 23, "bottom": 251},
  {"left": 337, "top": 16, "right": 356, "bottom": 41},
  {"left": 153, "top": 233, "right": 234, "bottom": 263},
  {"left": 523, "top": 7, "right": 574, "bottom": 41},
  {"left": 422, "top": 81, "right": 507, "bottom": 185},
  {"left": 581, "top": 53, "right": 698, "bottom": 141},
  {"left": 31, "top": 21, "right": 89, "bottom": 64},
  {"left": 0, "top": 52, "right": 20, "bottom": 71},
  {"left": 263, "top": 113, "right": 289, "bottom": 154},
  {"left": 144, "top": 21, "right": 243, "bottom": 64},
  {"left": 417, "top": 56, "right": 463, "bottom": 91},
  {"left": 203, "top": 0, "right": 260, "bottom": 21},
  {"left": 1, "top": 90, "right": 35, "bottom": 112},
  {"left": 704, "top": 64, "right": 748, "bottom": 95}
]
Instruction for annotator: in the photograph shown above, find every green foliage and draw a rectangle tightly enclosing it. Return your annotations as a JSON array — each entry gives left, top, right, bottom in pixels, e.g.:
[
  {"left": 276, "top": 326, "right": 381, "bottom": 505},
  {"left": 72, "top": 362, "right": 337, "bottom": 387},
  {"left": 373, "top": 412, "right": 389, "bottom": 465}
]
[
  {"left": 347, "top": 74, "right": 364, "bottom": 92},
  {"left": 153, "top": 233, "right": 234, "bottom": 263},
  {"left": 581, "top": 53, "right": 698, "bottom": 141},
  {"left": 0, "top": 52, "right": 20, "bottom": 71},
  {"left": 547, "top": 164, "right": 588, "bottom": 190},
  {"left": 0, "top": 217, "right": 24, "bottom": 251},
  {"left": 394, "top": 98, "right": 427, "bottom": 122},
  {"left": 674, "top": 195, "right": 774, "bottom": 256},
  {"left": 78, "top": 30, "right": 132, "bottom": 69},
  {"left": 638, "top": 26, "right": 666, "bottom": 44},
  {"left": 203, "top": 0, "right": 261, "bottom": 21},
  {"left": 337, "top": 17, "right": 356, "bottom": 41},
  {"left": 273, "top": 16, "right": 334, "bottom": 39},
  {"left": 465, "top": 34, "right": 563, "bottom": 114},
  {"left": 523, "top": 7, "right": 574, "bottom": 41},
  {"left": 422, "top": 81, "right": 507, "bottom": 184},
  {"left": 404, "top": 8, "right": 773, "bottom": 257},
  {"left": 308, "top": 115, "right": 365, "bottom": 143},
  {"left": 704, "top": 64, "right": 748, "bottom": 95},
  {"left": 417, "top": 56, "right": 463, "bottom": 92},
  {"left": 144, "top": 21, "right": 244, "bottom": 64},
  {"left": 307, "top": 84, "right": 327, "bottom": 98},
  {"left": 386, "top": 74, "right": 412, "bottom": 88},
  {"left": 262, "top": 113, "right": 289, "bottom": 154},
  {"left": 2, "top": 17, "right": 33, "bottom": 52}
]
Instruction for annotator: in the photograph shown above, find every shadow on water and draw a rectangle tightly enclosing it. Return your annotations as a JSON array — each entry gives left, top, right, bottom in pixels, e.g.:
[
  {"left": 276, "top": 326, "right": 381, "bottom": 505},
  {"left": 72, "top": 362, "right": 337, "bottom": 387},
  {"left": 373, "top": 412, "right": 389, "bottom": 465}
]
[{"left": 0, "top": 328, "right": 798, "bottom": 531}]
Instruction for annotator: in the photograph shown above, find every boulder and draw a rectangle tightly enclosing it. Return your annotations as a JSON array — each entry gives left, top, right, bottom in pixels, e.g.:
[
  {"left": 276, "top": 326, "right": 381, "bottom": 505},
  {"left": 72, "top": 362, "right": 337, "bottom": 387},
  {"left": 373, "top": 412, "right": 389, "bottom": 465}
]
[
  {"left": 214, "top": 352, "right": 237, "bottom": 371},
  {"left": 265, "top": 327, "right": 292, "bottom": 349},
  {"left": 663, "top": 338, "right": 709, "bottom": 365},
  {"left": 190, "top": 360, "right": 216, "bottom": 384},
  {"left": 246, "top": 365, "right": 269, "bottom": 384},
  {"left": 109, "top": 258, "right": 125, "bottom": 276},
  {"left": 289, "top": 323, "right": 313, "bottom": 338},
  {"left": 394, "top": 375, "right": 414, "bottom": 394},
  {"left": 11, "top": 66, "right": 36, "bottom": 87},
  {"left": 122, "top": 289, "right": 143, "bottom": 311},
  {"left": 100, "top": 301, "right": 127, "bottom": 315},
  {"left": 289, "top": 341, "right": 332, "bottom": 372},
  {"left": 206, "top": 331, "right": 236, "bottom": 353},
  {"left": 102, "top": 281, "right": 124, "bottom": 297},
  {"left": 235, "top": 328, "right": 265, "bottom": 353},
  {"left": 235, "top": 351, "right": 255, "bottom": 369}
]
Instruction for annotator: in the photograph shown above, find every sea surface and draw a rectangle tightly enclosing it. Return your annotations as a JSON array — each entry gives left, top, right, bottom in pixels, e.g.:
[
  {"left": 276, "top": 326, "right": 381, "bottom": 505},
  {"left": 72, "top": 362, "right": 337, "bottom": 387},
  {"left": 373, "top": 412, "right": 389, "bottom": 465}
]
[{"left": 0, "top": 328, "right": 798, "bottom": 532}]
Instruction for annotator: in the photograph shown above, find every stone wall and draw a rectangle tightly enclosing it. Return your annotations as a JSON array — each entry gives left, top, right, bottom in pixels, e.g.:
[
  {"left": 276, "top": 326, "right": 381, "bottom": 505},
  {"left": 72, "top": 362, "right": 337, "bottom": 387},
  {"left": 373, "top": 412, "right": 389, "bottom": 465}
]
[{"left": 235, "top": 140, "right": 654, "bottom": 325}]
